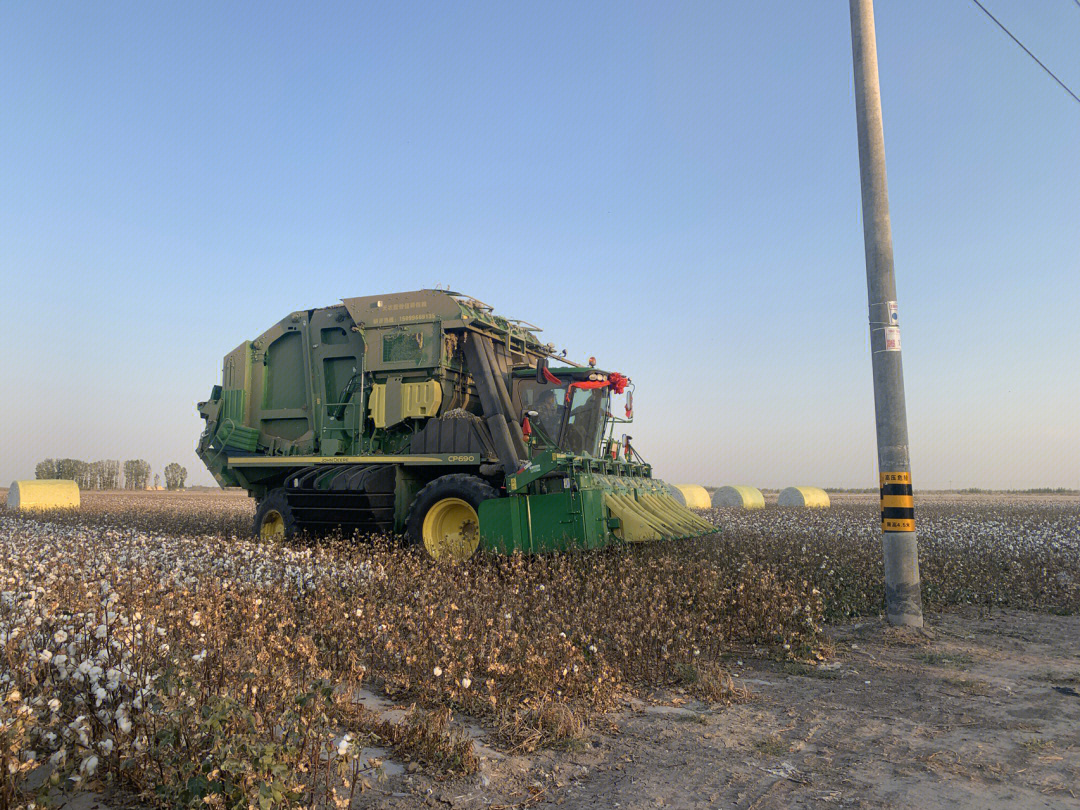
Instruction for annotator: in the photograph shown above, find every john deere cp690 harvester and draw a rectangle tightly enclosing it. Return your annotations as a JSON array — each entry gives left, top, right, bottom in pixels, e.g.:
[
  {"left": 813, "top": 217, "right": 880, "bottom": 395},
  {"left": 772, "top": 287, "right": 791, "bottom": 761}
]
[{"left": 196, "top": 290, "right": 714, "bottom": 560}]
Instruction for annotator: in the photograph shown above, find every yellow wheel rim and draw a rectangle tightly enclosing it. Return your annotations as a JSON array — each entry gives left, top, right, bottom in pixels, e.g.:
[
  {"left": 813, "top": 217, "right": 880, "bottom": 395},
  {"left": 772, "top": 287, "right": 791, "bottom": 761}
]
[
  {"left": 422, "top": 497, "right": 480, "bottom": 562},
  {"left": 260, "top": 509, "right": 286, "bottom": 542}
]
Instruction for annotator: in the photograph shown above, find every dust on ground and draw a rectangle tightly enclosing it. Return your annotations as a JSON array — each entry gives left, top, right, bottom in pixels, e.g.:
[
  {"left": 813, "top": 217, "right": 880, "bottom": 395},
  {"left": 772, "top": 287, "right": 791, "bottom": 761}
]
[{"left": 354, "top": 609, "right": 1080, "bottom": 810}]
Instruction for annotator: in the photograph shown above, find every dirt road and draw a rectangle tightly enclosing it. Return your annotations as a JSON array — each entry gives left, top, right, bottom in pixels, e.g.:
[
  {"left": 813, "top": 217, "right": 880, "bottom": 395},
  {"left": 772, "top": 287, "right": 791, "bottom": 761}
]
[{"left": 366, "top": 609, "right": 1080, "bottom": 809}]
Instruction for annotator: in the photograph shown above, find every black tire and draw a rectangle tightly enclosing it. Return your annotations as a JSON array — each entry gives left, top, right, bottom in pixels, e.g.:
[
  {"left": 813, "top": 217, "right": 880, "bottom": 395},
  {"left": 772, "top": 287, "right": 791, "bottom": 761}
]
[
  {"left": 405, "top": 474, "right": 499, "bottom": 561},
  {"left": 253, "top": 488, "right": 298, "bottom": 542}
]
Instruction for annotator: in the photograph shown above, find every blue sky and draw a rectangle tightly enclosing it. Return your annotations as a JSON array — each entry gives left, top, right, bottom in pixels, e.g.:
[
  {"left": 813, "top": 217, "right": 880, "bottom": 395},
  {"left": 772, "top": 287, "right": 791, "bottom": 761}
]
[{"left": 2, "top": 1, "right": 1077, "bottom": 489}]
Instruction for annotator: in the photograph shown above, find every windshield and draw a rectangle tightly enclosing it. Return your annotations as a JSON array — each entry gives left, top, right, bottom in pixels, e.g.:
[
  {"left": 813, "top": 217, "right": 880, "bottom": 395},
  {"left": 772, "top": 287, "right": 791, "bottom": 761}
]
[
  {"left": 517, "top": 379, "right": 609, "bottom": 456},
  {"left": 564, "top": 386, "right": 609, "bottom": 456}
]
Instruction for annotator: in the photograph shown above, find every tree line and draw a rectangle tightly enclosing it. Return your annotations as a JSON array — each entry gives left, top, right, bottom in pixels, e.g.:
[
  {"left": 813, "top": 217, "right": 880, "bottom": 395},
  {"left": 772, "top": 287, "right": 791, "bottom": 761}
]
[{"left": 34, "top": 459, "right": 188, "bottom": 490}]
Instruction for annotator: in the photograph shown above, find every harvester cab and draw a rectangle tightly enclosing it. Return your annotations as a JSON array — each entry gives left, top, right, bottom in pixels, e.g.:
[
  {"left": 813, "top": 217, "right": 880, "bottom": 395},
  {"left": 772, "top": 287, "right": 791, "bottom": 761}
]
[
  {"left": 195, "top": 289, "right": 714, "bottom": 560},
  {"left": 514, "top": 364, "right": 620, "bottom": 457}
]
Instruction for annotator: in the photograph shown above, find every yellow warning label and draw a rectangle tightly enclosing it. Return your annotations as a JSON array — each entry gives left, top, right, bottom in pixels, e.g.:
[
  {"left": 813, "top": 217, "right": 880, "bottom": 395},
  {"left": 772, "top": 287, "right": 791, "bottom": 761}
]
[
  {"left": 880, "top": 471, "right": 911, "bottom": 486},
  {"left": 881, "top": 494, "right": 914, "bottom": 509},
  {"left": 882, "top": 518, "right": 915, "bottom": 532}
]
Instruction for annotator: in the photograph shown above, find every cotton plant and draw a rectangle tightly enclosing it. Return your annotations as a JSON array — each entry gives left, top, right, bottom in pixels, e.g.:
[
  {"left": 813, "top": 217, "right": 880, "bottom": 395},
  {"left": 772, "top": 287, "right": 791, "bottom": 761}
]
[{"left": 1, "top": 492, "right": 1077, "bottom": 807}]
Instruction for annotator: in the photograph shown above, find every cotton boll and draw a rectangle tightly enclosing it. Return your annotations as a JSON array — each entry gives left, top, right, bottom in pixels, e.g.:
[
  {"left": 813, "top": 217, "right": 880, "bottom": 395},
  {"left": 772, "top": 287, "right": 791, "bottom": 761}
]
[
  {"left": 80, "top": 755, "right": 99, "bottom": 776},
  {"left": 337, "top": 733, "right": 352, "bottom": 757}
]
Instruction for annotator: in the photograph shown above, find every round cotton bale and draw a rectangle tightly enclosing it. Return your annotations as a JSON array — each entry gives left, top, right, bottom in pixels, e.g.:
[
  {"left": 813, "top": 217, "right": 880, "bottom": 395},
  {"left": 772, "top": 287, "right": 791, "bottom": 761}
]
[
  {"left": 667, "top": 484, "right": 711, "bottom": 510},
  {"left": 713, "top": 485, "right": 765, "bottom": 510},
  {"left": 6, "top": 480, "right": 80, "bottom": 511},
  {"left": 777, "top": 486, "right": 830, "bottom": 508}
]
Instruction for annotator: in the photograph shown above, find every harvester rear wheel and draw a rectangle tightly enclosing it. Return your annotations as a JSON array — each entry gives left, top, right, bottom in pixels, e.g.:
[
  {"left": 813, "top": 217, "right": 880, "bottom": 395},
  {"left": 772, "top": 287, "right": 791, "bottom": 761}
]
[
  {"left": 406, "top": 475, "right": 497, "bottom": 562},
  {"left": 254, "top": 489, "right": 297, "bottom": 542}
]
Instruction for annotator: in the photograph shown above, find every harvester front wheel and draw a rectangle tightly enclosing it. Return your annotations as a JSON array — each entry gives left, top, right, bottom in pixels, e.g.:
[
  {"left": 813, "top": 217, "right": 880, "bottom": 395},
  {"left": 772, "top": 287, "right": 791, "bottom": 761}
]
[
  {"left": 406, "top": 475, "right": 497, "bottom": 562},
  {"left": 254, "top": 489, "right": 297, "bottom": 543}
]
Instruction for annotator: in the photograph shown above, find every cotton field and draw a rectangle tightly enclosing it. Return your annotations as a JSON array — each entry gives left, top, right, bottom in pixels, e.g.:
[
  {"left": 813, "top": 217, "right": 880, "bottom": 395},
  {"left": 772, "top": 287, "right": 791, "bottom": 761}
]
[{"left": 1, "top": 490, "right": 1077, "bottom": 809}]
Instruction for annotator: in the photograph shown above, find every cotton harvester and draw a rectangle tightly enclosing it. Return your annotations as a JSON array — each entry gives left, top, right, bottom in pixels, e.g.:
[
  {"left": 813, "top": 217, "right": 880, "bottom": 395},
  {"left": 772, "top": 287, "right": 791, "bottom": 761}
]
[{"left": 196, "top": 290, "right": 715, "bottom": 560}]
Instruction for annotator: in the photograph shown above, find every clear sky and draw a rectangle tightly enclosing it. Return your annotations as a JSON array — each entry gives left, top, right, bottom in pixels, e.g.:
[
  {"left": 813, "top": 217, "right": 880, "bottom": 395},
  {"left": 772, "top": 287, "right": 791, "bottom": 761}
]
[{"left": 2, "top": 1, "right": 1077, "bottom": 490}]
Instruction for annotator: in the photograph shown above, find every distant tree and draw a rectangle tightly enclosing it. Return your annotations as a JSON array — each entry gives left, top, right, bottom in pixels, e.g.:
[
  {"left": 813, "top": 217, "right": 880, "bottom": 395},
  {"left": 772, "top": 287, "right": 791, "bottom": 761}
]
[
  {"left": 35, "top": 459, "right": 58, "bottom": 479},
  {"left": 74, "top": 460, "right": 93, "bottom": 490},
  {"left": 56, "top": 459, "right": 79, "bottom": 481},
  {"left": 153, "top": 473, "right": 160, "bottom": 489},
  {"left": 101, "top": 460, "right": 120, "bottom": 489},
  {"left": 34, "top": 458, "right": 124, "bottom": 489},
  {"left": 164, "top": 463, "right": 188, "bottom": 490},
  {"left": 123, "top": 459, "right": 152, "bottom": 490}
]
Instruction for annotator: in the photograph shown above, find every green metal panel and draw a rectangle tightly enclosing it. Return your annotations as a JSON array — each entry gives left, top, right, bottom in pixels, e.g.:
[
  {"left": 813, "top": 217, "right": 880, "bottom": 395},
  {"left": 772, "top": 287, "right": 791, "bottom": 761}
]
[
  {"left": 479, "top": 488, "right": 614, "bottom": 554},
  {"left": 263, "top": 330, "right": 307, "bottom": 409},
  {"left": 221, "top": 389, "right": 246, "bottom": 423}
]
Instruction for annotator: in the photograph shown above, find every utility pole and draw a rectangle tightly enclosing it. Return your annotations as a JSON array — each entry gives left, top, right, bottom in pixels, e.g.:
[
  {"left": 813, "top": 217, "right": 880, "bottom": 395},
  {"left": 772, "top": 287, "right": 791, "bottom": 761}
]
[{"left": 849, "top": 0, "right": 923, "bottom": 627}]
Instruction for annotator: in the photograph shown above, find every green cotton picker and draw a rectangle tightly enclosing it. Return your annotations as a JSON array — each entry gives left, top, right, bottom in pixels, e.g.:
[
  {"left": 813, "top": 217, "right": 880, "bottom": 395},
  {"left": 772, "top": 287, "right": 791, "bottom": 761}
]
[{"left": 196, "top": 290, "right": 715, "bottom": 560}]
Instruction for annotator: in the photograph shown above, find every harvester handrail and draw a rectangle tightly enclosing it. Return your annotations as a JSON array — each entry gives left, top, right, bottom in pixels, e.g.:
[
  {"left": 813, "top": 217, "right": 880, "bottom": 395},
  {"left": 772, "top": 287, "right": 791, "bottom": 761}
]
[{"left": 507, "top": 318, "right": 543, "bottom": 332}]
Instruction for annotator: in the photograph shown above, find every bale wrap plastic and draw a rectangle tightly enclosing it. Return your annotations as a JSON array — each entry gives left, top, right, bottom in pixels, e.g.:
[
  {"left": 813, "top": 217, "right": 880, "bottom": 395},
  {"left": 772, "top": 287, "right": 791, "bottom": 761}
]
[
  {"left": 777, "top": 486, "right": 830, "bottom": 508},
  {"left": 667, "top": 484, "right": 712, "bottom": 510},
  {"left": 714, "top": 485, "right": 765, "bottom": 509},
  {"left": 6, "top": 480, "right": 81, "bottom": 511}
]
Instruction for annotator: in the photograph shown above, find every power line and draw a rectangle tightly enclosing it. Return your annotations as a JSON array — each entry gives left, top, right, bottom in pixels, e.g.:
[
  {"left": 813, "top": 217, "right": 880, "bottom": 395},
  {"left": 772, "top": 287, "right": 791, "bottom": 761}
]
[{"left": 969, "top": 0, "right": 1080, "bottom": 106}]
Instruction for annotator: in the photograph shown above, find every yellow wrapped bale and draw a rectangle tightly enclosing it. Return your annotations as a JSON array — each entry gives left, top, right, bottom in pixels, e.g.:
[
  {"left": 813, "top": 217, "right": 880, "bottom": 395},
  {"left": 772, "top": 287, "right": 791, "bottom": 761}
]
[
  {"left": 6, "top": 480, "right": 80, "bottom": 511},
  {"left": 668, "top": 484, "right": 712, "bottom": 510},
  {"left": 777, "top": 486, "right": 830, "bottom": 508},
  {"left": 714, "top": 485, "right": 765, "bottom": 510}
]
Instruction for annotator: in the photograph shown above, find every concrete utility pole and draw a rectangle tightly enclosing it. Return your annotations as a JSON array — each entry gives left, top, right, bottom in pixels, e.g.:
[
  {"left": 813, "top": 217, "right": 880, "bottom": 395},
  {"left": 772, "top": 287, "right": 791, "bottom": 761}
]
[{"left": 848, "top": 0, "right": 923, "bottom": 627}]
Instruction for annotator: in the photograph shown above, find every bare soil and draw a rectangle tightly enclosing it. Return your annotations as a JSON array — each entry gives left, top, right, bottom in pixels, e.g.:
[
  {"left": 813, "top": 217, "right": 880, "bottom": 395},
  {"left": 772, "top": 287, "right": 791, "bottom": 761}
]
[{"left": 360, "top": 609, "right": 1080, "bottom": 810}]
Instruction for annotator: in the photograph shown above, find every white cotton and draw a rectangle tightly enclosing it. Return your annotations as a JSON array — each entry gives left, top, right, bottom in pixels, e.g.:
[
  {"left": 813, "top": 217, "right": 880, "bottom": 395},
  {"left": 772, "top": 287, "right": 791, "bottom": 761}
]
[
  {"left": 53, "top": 630, "right": 68, "bottom": 644},
  {"left": 48, "top": 698, "right": 60, "bottom": 713}
]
